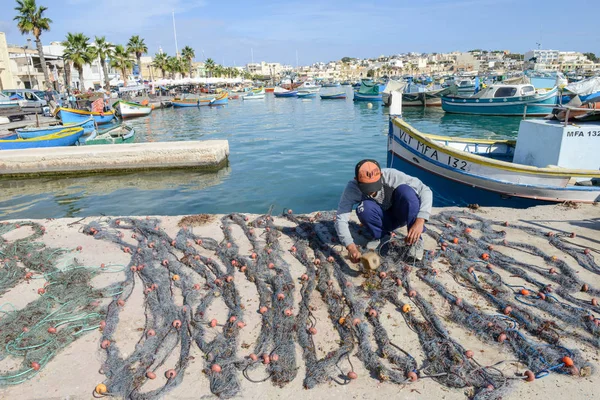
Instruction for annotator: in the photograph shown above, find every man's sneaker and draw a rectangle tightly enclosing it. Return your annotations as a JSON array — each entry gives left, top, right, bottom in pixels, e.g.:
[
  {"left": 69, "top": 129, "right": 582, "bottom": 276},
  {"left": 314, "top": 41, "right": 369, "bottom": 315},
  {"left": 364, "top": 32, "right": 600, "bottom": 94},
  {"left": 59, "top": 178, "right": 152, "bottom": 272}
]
[{"left": 407, "top": 238, "right": 424, "bottom": 261}]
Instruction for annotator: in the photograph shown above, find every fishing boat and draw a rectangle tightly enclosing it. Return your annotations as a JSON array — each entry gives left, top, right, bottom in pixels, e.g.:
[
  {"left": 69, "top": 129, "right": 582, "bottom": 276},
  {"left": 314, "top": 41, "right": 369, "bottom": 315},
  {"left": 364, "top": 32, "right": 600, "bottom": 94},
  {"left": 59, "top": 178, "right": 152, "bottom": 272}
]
[
  {"left": 172, "top": 97, "right": 213, "bottom": 107},
  {"left": 456, "top": 78, "right": 476, "bottom": 94},
  {"left": 320, "top": 92, "right": 346, "bottom": 99},
  {"left": 15, "top": 117, "right": 96, "bottom": 138},
  {"left": 273, "top": 89, "right": 298, "bottom": 98},
  {"left": 210, "top": 93, "right": 229, "bottom": 106},
  {"left": 382, "top": 80, "right": 407, "bottom": 105},
  {"left": 322, "top": 82, "right": 341, "bottom": 88},
  {"left": 55, "top": 107, "right": 116, "bottom": 125},
  {"left": 114, "top": 100, "right": 152, "bottom": 119},
  {"left": 265, "top": 87, "right": 275, "bottom": 93},
  {"left": 297, "top": 91, "right": 316, "bottom": 98},
  {"left": 401, "top": 85, "right": 458, "bottom": 107},
  {"left": 386, "top": 92, "right": 600, "bottom": 207},
  {"left": 353, "top": 80, "right": 382, "bottom": 101},
  {"left": 85, "top": 124, "right": 135, "bottom": 145},
  {"left": 296, "top": 82, "right": 320, "bottom": 93},
  {"left": 441, "top": 84, "right": 558, "bottom": 116},
  {"left": 0, "top": 127, "right": 84, "bottom": 150},
  {"left": 242, "top": 92, "right": 265, "bottom": 100}
]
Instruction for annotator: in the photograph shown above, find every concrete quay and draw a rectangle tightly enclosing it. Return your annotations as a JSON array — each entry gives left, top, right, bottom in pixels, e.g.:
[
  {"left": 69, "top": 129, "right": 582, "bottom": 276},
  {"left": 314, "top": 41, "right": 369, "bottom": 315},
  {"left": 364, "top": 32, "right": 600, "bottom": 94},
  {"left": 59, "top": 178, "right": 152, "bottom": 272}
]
[{"left": 0, "top": 140, "right": 229, "bottom": 178}]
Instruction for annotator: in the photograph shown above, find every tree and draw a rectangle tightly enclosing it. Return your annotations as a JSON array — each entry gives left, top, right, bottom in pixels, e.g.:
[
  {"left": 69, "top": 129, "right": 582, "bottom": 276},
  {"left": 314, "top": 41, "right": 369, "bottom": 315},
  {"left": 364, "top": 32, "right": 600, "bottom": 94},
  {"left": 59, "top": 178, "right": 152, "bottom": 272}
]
[
  {"left": 14, "top": 0, "right": 53, "bottom": 89},
  {"left": 62, "top": 33, "right": 94, "bottom": 90},
  {"left": 366, "top": 69, "right": 374, "bottom": 78},
  {"left": 205, "top": 58, "right": 216, "bottom": 78},
  {"left": 181, "top": 46, "right": 195, "bottom": 78},
  {"left": 153, "top": 52, "right": 168, "bottom": 79},
  {"left": 126, "top": 35, "right": 147, "bottom": 77},
  {"left": 166, "top": 56, "right": 183, "bottom": 79},
  {"left": 92, "top": 36, "right": 114, "bottom": 91},
  {"left": 584, "top": 52, "right": 598, "bottom": 63},
  {"left": 110, "top": 45, "right": 133, "bottom": 87}
]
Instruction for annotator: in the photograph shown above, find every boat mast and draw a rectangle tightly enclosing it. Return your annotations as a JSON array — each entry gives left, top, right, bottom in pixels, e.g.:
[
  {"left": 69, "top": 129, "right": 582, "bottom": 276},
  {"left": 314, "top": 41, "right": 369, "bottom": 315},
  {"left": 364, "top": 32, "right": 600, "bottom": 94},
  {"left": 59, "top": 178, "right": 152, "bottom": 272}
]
[{"left": 172, "top": 10, "right": 179, "bottom": 57}]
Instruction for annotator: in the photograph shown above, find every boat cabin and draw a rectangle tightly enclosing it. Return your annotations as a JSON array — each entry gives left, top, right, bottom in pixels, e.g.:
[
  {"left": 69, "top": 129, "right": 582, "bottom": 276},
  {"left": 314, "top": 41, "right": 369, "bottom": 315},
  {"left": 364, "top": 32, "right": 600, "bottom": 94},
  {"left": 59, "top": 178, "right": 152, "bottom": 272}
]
[{"left": 471, "top": 84, "right": 538, "bottom": 99}]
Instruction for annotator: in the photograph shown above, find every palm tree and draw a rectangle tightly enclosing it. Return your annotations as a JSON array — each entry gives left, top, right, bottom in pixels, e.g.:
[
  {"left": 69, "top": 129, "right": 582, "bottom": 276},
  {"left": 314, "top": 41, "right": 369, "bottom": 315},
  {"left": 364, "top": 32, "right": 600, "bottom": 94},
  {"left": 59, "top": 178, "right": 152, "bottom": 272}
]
[
  {"left": 62, "top": 33, "right": 94, "bottom": 90},
  {"left": 13, "top": 0, "right": 52, "bottom": 89},
  {"left": 92, "top": 36, "right": 114, "bottom": 91},
  {"left": 181, "top": 46, "right": 195, "bottom": 78},
  {"left": 110, "top": 45, "right": 133, "bottom": 87},
  {"left": 126, "top": 35, "right": 147, "bottom": 77},
  {"left": 166, "top": 56, "right": 183, "bottom": 79},
  {"left": 205, "top": 58, "right": 215, "bottom": 78},
  {"left": 153, "top": 52, "right": 168, "bottom": 79}
]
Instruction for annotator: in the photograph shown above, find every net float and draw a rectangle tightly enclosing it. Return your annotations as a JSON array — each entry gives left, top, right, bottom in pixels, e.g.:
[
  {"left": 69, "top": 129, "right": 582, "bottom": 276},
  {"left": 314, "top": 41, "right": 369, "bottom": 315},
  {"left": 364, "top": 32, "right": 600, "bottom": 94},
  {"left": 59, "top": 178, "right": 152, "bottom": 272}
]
[
  {"left": 100, "top": 263, "right": 106, "bottom": 268},
  {"left": 251, "top": 253, "right": 257, "bottom": 259},
  {"left": 408, "top": 290, "right": 417, "bottom": 297},
  {"left": 551, "top": 256, "right": 558, "bottom": 261},
  {"left": 488, "top": 245, "right": 494, "bottom": 251},
  {"left": 148, "top": 242, "right": 155, "bottom": 248},
  {"left": 368, "top": 309, "right": 378, "bottom": 317},
  {"left": 277, "top": 293, "right": 285, "bottom": 301},
  {"left": 226, "top": 276, "right": 234, "bottom": 283},
  {"left": 538, "top": 292, "right": 546, "bottom": 300},
  {"left": 240, "top": 266, "right": 247, "bottom": 272},
  {"left": 249, "top": 353, "right": 258, "bottom": 361},
  {"left": 464, "top": 228, "right": 472, "bottom": 234},
  {"left": 592, "top": 298, "right": 598, "bottom": 306},
  {"left": 99, "top": 321, "right": 106, "bottom": 329},
  {"left": 338, "top": 317, "right": 346, "bottom": 325},
  {"left": 244, "top": 216, "right": 249, "bottom": 221},
  {"left": 524, "top": 370, "right": 535, "bottom": 382},
  {"left": 314, "top": 259, "right": 321, "bottom": 266},
  {"left": 445, "top": 223, "right": 451, "bottom": 228},
  {"left": 327, "top": 280, "right": 334, "bottom": 286},
  {"left": 95, "top": 384, "right": 108, "bottom": 394},
  {"left": 455, "top": 298, "right": 462, "bottom": 305},
  {"left": 172, "top": 320, "right": 182, "bottom": 329},
  {"left": 25, "top": 272, "right": 33, "bottom": 279},
  {"left": 211, "top": 364, "right": 222, "bottom": 373},
  {"left": 582, "top": 284, "right": 589, "bottom": 292},
  {"left": 210, "top": 319, "right": 218, "bottom": 327},
  {"left": 171, "top": 274, "right": 180, "bottom": 281},
  {"left": 486, "top": 263, "right": 493, "bottom": 269},
  {"left": 137, "top": 265, "right": 145, "bottom": 271},
  {"left": 147, "top": 329, "right": 156, "bottom": 336},
  {"left": 308, "top": 327, "right": 317, "bottom": 335},
  {"left": 584, "top": 249, "right": 591, "bottom": 255},
  {"left": 379, "top": 272, "right": 387, "bottom": 279},
  {"left": 76, "top": 245, "right": 82, "bottom": 251},
  {"left": 165, "top": 369, "right": 177, "bottom": 379},
  {"left": 570, "top": 232, "right": 576, "bottom": 238},
  {"left": 497, "top": 333, "right": 507, "bottom": 343},
  {"left": 562, "top": 356, "right": 574, "bottom": 367},
  {"left": 407, "top": 371, "right": 418, "bottom": 381},
  {"left": 452, "top": 238, "right": 459, "bottom": 244},
  {"left": 171, "top": 240, "right": 176, "bottom": 246},
  {"left": 226, "top": 242, "right": 232, "bottom": 248},
  {"left": 352, "top": 318, "right": 361, "bottom": 326},
  {"left": 259, "top": 306, "right": 268, "bottom": 314},
  {"left": 464, "top": 350, "right": 474, "bottom": 358},
  {"left": 100, "top": 340, "right": 110, "bottom": 349},
  {"left": 115, "top": 219, "right": 121, "bottom": 225},
  {"left": 268, "top": 263, "right": 275, "bottom": 269},
  {"left": 47, "top": 327, "right": 57, "bottom": 334},
  {"left": 249, "top": 229, "right": 254, "bottom": 235},
  {"left": 37, "top": 288, "right": 45, "bottom": 295},
  {"left": 327, "top": 256, "right": 334, "bottom": 263},
  {"left": 503, "top": 306, "right": 512, "bottom": 315},
  {"left": 31, "top": 362, "right": 40, "bottom": 371},
  {"left": 504, "top": 221, "right": 509, "bottom": 227},
  {"left": 162, "top": 259, "right": 169, "bottom": 266},
  {"left": 193, "top": 255, "right": 201, "bottom": 260},
  {"left": 547, "top": 232, "right": 554, "bottom": 237},
  {"left": 271, "top": 354, "right": 279, "bottom": 362},
  {"left": 151, "top": 283, "right": 158, "bottom": 290},
  {"left": 467, "top": 267, "right": 474, "bottom": 273},
  {"left": 229, "top": 316, "right": 237, "bottom": 323},
  {"left": 231, "top": 260, "right": 237, "bottom": 267},
  {"left": 549, "top": 268, "right": 557, "bottom": 274},
  {"left": 284, "top": 309, "right": 293, "bottom": 316},
  {"left": 262, "top": 354, "right": 270, "bottom": 364},
  {"left": 290, "top": 246, "right": 297, "bottom": 253},
  {"left": 267, "top": 248, "right": 272, "bottom": 254},
  {"left": 117, "top": 299, "right": 125, "bottom": 307},
  {"left": 266, "top": 227, "right": 271, "bottom": 232},
  {"left": 396, "top": 278, "right": 402, "bottom": 286},
  {"left": 402, "top": 304, "right": 411, "bottom": 313},
  {"left": 300, "top": 274, "right": 309, "bottom": 281},
  {"left": 22, "top": 327, "right": 29, "bottom": 332},
  {"left": 146, "top": 371, "right": 156, "bottom": 379},
  {"left": 347, "top": 371, "right": 358, "bottom": 380},
  {"left": 481, "top": 253, "right": 490, "bottom": 261},
  {"left": 237, "top": 321, "right": 246, "bottom": 328},
  {"left": 345, "top": 282, "right": 352, "bottom": 287},
  {"left": 214, "top": 279, "right": 222, "bottom": 286},
  {"left": 195, "top": 239, "right": 203, "bottom": 245},
  {"left": 520, "top": 289, "right": 530, "bottom": 296}
]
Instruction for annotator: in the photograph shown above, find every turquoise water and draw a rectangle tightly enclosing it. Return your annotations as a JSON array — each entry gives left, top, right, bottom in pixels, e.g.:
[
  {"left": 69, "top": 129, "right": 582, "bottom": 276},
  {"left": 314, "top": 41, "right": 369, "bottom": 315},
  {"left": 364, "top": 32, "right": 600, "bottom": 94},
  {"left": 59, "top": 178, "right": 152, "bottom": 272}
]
[{"left": 0, "top": 90, "right": 521, "bottom": 219}]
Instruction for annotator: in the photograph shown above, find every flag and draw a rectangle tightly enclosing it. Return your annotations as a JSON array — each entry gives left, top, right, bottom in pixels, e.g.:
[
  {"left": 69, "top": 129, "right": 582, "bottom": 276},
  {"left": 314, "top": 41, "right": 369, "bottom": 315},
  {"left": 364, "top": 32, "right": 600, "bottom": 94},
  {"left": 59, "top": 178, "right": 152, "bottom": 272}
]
[{"left": 91, "top": 98, "right": 104, "bottom": 113}]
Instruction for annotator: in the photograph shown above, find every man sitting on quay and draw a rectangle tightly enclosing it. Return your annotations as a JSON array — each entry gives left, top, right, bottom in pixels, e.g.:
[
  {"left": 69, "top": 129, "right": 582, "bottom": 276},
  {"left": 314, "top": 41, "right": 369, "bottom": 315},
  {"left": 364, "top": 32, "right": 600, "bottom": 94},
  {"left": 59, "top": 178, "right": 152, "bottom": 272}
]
[{"left": 334, "top": 159, "right": 433, "bottom": 262}]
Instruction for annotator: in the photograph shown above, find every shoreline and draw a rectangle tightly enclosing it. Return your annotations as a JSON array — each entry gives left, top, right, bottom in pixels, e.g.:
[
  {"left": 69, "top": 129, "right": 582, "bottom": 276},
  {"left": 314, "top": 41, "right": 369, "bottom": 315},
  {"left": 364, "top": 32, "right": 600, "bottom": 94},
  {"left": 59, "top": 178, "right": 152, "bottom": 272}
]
[{"left": 0, "top": 203, "right": 598, "bottom": 399}]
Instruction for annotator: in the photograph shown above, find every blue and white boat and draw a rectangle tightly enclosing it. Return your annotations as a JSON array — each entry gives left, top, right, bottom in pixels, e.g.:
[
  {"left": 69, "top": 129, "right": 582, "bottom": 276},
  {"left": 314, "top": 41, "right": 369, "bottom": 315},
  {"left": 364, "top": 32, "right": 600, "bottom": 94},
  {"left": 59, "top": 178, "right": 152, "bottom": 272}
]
[
  {"left": 210, "top": 93, "right": 229, "bottom": 106},
  {"left": 456, "top": 78, "right": 476, "bottom": 94},
  {"left": 56, "top": 107, "right": 116, "bottom": 125},
  {"left": 353, "top": 80, "right": 382, "bottom": 102},
  {"left": 15, "top": 117, "right": 96, "bottom": 138},
  {"left": 0, "top": 127, "right": 84, "bottom": 150},
  {"left": 441, "top": 84, "right": 558, "bottom": 116},
  {"left": 320, "top": 92, "right": 346, "bottom": 99},
  {"left": 273, "top": 89, "right": 298, "bottom": 98},
  {"left": 386, "top": 92, "right": 600, "bottom": 207},
  {"left": 297, "top": 91, "right": 317, "bottom": 98}
]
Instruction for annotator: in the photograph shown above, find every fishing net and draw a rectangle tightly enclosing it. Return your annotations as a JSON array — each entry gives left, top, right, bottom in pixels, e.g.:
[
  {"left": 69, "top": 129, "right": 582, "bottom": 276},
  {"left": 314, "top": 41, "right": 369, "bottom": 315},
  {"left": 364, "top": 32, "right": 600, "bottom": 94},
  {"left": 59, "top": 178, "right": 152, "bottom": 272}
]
[{"left": 0, "top": 209, "right": 597, "bottom": 399}]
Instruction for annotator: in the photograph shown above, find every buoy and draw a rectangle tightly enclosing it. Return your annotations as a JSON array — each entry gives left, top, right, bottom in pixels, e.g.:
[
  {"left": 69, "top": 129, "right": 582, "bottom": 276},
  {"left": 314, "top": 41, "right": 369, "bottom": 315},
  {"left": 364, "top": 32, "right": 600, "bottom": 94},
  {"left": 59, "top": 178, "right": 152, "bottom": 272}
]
[
  {"left": 165, "top": 369, "right": 177, "bottom": 379},
  {"left": 146, "top": 371, "right": 156, "bottom": 379},
  {"left": 101, "top": 340, "right": 110, "bottom": 349},
  {"left": 210, "top": 319, "right": 218, "bottom": 328},
  {"left": 259, "top": 306, "right": 268, "bottom": 314},
  {"left": 562, "top": 356, "right": 574, "bottom": 367},
  {"left": 367, "top": 103, "right": 373, "bottom": 108},
  {"left": 172, "top": 320, "right": 182, "bottom": 329},
  {"left": 524, "top": 370, "right": 535, "bottom": 382},
  {"left": 465, "top": 350, "right": 474, "bottom": 358},
  {"left": 520, "top": 289, "right": 530, "bottom": 296},
  {"left": 407, "top": 371, "right": 418, "bottom": 381},
  {"left": 211, "top": 364, "right": 222, "bottom": 373},
  {"left": 452, "top": 238, "right": 459, "bottom": 244},
  {"left": 271, "top": 354, "right": 279, "bottom": 362},
  {"left": 249, "top": 353, "right": 258, "bottom": 361},
  {"left": 339, "top": 317, "right": 346, "bottom": 325},
  {"left": 95, "top": 384, "right": 108, "bottom": 394},
  {"left": 481, "top": 253, "right": 490, "bottom": 261},
  {"left": 31, "top": 362, "right": 41, "bottom": 371},
  {"left": 402, "top": 304, "right": 411, "bottom": 313},
  {"left": 308, "top": 327, "right": 317, "bottom": 335},
  {"left": 347, "top": 371, "right": 358, "bottom": 379}
]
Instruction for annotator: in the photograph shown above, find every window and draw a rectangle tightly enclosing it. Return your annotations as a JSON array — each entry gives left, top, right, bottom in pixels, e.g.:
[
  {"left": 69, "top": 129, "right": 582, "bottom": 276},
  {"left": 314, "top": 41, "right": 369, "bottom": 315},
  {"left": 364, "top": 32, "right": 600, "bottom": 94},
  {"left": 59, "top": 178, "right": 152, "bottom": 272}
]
[
  {"left": 24, "top": 92, "right": 35, "bottom": 100},
  {"left": 494, "top": 87, "right": 517, "bottom": 98},
  {"left": 521, "top": 86, "right": 535, "bottom": 95}
]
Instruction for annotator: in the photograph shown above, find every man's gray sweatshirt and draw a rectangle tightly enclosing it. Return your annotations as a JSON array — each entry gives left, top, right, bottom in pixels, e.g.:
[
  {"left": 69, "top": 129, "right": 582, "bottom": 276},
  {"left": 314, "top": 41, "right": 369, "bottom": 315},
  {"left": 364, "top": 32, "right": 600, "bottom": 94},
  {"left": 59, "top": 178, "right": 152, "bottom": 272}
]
[{"left": 334, "top": 168, "right": 433, "bottom": 247}]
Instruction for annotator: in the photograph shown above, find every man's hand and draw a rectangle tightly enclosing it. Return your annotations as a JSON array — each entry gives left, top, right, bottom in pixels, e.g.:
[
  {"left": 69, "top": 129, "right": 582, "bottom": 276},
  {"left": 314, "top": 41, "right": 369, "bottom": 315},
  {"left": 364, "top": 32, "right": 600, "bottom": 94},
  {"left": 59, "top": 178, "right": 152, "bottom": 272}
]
[
  {"left": 406, "top": 218, "right": 425, "bottom": 245},
  {"left": 346, "top": 243, "right": 361, "bottom": 263}
]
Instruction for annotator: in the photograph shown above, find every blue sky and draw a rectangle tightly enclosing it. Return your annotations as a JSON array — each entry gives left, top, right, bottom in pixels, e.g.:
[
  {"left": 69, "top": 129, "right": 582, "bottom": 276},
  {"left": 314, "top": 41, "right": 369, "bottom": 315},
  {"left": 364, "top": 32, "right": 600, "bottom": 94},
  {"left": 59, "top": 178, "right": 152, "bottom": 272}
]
[{"left": 1, "top": 0, "right": 599, "bottom": 65}]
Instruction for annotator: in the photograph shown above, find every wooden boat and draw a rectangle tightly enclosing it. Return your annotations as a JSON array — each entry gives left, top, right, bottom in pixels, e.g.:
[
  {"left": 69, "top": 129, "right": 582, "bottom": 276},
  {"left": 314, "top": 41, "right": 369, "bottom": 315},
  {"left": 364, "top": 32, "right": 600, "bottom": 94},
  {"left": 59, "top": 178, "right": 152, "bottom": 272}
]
[
  {"left": 0, "top": 127, "right": 84, "bottom": 150},
  {"left": 210, "top": 93, "right": 229, "bottom": 106},
  {"left": 14, "top": 117, "right": 95, "bottom": 139},
  {"left": 242, "top": 92, "right": 265, "bottom": 100},
  {"left": 172, "top": 98, "right": 212, "bottom": 107},
  {"left": 55, "top": 107, "right": 115, "bottom": 125},
  {"left": 273, "top": 90, "right": 298, "bottom": 98},
  {"left": 296, "top": 82, "right": 320, "bottom": 93},
  {"left": 456, "top": 78, "right": 476, "bottom": 94},
  {"left": 400, "top": 86, "right": 457, "bottom": 107},
  {"left": 297, "top": 91, "right": 316, "bottom": 98},
  {"left": 353, "top": 80, "right": 382, "bottom": 102},
  {"left": 228, "top": 95, "right": 240, "bottom": 100},
  {"left": 322, "top": 82, "right": 341, "bottom": 88},
  {"left": 386, "top": 93, "right": 600, "bottom": 207},
  {"left": 441, "top": 84, "right": 558, "bottom": 116},
  {"left": 114, "top": 100, "right": 152, "bottom": 118},
  {"left": 86, "top": 124, "right": 135, "bottom": 145},
  {"left": 320, "top": 92, "right": 346, "bottom": 99}
]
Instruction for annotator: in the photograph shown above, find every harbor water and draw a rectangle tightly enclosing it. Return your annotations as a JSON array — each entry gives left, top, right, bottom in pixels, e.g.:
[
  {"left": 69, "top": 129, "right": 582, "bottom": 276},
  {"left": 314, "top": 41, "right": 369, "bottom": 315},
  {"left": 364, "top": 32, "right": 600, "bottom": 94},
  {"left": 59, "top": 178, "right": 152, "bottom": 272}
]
[{"left": 0, "top": 91, "right": 522, "bottom": 219}]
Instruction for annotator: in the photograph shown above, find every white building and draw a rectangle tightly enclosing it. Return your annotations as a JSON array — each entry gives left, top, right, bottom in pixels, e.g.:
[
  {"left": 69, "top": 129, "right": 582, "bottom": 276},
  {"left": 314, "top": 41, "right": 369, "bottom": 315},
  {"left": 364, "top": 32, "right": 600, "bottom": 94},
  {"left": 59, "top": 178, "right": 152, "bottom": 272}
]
[
  {"left": 245, "top": 61, "right": 284, "bottom": 77},
  {"left": 524, "top": 49, "right": 559, "bottom": 64}
]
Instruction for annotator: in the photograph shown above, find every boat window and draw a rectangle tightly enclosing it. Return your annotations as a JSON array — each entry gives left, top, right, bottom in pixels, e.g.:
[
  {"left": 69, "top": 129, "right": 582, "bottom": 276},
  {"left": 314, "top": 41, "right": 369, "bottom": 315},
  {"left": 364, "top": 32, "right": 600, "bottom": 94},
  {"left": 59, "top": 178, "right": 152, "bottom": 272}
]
[
  {"left": 494, "top": 87, "right": 517, "bottom": 98},
  {"left": 521, "top": 85, "right": 535, "bottom": 95},
  {"left": 24, "top": 92, "right": 35, "bottom": 100}
]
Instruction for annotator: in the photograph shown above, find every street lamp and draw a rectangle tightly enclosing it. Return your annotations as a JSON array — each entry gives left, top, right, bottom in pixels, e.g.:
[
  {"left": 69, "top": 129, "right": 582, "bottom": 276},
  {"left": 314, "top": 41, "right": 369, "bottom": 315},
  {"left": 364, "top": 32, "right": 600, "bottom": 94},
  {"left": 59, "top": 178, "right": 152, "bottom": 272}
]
[{"left": 24, "top": 38, "right": 33, "bottom": 89}]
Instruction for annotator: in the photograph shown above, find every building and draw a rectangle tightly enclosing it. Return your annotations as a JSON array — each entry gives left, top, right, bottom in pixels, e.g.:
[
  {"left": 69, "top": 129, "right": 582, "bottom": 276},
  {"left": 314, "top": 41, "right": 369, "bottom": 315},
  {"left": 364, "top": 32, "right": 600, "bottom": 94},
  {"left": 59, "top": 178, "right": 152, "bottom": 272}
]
[
  {"left": 0, "top": 32, "right": 15, "bottom": 91},
  {"left": 524, "top": 49, "right": 559, "bottom": 64},
  {"left": 245, "top": 61, "right": 284, "bottom": 78},
  {"left": 455, "top": 52, "right": 480, "bottom": 72}
]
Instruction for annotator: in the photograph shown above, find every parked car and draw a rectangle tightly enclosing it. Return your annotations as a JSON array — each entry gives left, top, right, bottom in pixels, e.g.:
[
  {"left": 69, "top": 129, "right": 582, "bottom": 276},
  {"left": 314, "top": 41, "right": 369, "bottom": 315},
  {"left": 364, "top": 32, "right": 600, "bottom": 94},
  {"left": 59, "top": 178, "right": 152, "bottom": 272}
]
[{"left": 1, "top": 89, "right": 49, "bottom": 113}]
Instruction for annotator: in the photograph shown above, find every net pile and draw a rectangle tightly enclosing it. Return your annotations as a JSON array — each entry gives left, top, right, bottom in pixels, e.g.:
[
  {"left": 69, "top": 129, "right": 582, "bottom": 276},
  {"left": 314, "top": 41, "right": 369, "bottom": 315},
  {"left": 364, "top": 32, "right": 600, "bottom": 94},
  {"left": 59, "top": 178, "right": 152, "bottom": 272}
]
[{"left": 0, "top": 210, "right": 597, "bottom": 399}]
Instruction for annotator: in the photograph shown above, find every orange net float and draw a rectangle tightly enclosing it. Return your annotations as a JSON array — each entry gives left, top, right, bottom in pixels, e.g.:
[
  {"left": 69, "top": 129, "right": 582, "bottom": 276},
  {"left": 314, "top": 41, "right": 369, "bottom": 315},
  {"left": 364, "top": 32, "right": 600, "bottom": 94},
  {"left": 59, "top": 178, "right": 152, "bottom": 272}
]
[
  {"left": 347, "top": 371, "right": 358, "bottom": 380},
  {"left": 146, "top": 371, "right": 156, "bottom": 380},
  {"left": 562, "top": 356, "right": 574, "bottom": 367},
  {"left": 211, "top": 364, "right": 222, "bottom": 373},
  {"left": 524, "top": 370, "right": 535, "bottom": 382},
  {"left": 95, "top": 384, "right": 108, "bottom": 394},
  {"left": 165, "top": 369, "right": 177, "bottom": 379},
  {"left": 406, "top": 371, "right": 418, "bottom": 381},
  {"left": 259, "top": 306, "right": 268, "bottom": 314},
  {"left": 402, "top": 304, "right": 411, "bottom": 313}
]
